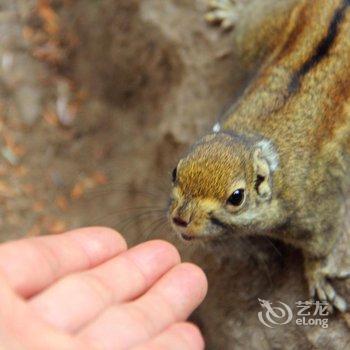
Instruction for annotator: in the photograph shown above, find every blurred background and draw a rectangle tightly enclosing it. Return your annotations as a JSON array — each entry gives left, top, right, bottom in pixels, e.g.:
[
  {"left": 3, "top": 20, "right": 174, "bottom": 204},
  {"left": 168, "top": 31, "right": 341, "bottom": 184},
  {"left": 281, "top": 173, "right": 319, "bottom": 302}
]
[{"left": 0, "top": 0, "right": 241, "bottom": 243}]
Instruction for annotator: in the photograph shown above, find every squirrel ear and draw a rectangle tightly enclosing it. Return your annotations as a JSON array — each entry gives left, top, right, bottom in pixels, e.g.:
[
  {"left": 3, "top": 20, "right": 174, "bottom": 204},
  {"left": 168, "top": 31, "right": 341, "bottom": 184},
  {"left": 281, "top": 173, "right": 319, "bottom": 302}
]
[{"left": 253, "top": 140, "right": 279, "bottom": 201}]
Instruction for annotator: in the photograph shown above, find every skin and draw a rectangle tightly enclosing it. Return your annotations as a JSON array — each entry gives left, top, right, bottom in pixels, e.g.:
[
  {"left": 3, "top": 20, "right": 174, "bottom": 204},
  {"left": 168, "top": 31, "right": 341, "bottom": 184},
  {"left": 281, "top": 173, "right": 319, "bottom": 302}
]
[
  {"left": 169, "top": 0, "right": 350, "bottom": 311},
  {"left": 0, "top": 227, "right": 207, "bottom": 350}
]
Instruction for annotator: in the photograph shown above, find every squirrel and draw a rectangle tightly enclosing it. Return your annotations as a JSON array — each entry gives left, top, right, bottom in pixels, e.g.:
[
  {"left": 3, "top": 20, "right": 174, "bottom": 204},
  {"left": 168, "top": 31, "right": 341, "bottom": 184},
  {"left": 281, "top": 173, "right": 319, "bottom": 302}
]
[{"left": 168, "top": 0, "right": 350, "bottom": 312}]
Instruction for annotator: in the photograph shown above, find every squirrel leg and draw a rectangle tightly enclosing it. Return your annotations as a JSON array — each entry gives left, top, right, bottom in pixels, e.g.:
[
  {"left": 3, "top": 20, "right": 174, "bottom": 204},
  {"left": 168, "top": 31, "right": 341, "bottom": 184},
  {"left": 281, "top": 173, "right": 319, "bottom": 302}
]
[
  {"left": 304, "top": 255, "right": 350, "bottom": 313},
  {"left": 204, "top": 0, "right": 241, "bottom": 30}
]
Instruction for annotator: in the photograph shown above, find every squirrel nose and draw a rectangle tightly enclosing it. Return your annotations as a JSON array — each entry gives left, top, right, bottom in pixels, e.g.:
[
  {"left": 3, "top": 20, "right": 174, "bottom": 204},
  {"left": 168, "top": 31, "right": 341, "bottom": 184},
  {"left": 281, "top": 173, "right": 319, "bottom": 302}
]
[{"left": 172, "top": 216, "right": 189, "bottom": 228}]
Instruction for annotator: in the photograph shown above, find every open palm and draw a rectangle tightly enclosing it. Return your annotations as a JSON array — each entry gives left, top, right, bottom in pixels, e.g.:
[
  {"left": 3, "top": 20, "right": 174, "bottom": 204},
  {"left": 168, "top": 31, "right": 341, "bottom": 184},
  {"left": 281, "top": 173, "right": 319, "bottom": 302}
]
[{"left": 0, "top": 227, "right": 207, "bottom": 349}]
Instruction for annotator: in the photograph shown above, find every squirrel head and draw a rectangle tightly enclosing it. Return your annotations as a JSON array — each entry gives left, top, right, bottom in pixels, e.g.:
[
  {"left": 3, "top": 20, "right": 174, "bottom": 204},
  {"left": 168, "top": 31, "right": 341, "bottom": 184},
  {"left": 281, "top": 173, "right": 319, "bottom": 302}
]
[{"left": 168, "top": 132, "right": 281, "bottom": 241}]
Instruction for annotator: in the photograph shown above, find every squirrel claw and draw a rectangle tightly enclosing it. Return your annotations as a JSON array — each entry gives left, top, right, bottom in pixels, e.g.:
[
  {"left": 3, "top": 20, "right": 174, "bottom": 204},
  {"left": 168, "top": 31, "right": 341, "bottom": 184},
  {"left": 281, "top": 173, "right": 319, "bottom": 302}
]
[
  {"left": 328, "top": 271, "right": 350, "bottom": 280},
  {"left": 205, "top": 0, "right": 239, "bottom": 30},
  {"left": 309, "top": 279, "right": 347, "bottom": 313},
  {"left": 307, "top": 267, "right": 348, "bottom": 313}
]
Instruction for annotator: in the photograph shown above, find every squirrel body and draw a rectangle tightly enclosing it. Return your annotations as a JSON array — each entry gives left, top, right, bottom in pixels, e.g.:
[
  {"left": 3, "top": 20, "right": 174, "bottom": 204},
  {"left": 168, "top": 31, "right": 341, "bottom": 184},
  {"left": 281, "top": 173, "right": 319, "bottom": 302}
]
[{"left": 169, "top": 0, "right": 350, "bottom": 311}]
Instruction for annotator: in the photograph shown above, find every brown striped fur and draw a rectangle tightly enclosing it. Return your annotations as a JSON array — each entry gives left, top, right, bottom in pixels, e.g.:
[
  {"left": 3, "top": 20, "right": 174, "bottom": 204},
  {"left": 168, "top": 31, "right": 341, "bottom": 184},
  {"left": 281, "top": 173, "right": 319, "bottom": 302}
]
[{"left": 169, "top": 0, "right": 350, "bottom": 311}]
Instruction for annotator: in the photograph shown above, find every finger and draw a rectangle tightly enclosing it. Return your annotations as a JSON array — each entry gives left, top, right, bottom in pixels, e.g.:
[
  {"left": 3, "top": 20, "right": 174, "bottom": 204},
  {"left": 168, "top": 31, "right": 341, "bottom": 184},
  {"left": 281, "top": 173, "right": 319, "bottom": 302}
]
[
  {"left": 78, "top": 263, "right": 208, "bottom": 350},
  {"left": 0, "top": 227, "right": 127, "bottom": 297},
  {"left": 30, "top": 240, "right": 181, "bottom": 332},
  {"left": 0, "top": 274, "right": 84, "bottom": 350},
  {"left": 132, "top": 323, "right": 204, "bottom": 350}
]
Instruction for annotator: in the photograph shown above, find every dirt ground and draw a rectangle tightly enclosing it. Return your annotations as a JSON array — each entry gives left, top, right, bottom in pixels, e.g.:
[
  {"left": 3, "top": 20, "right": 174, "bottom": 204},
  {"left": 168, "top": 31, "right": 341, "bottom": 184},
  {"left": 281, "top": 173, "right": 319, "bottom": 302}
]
[
  {"left": 1, "top": 0, "right": 350, "bottom": 349},
  {"left": 0, "top": 0, "right": 242, "bottom": 242}
]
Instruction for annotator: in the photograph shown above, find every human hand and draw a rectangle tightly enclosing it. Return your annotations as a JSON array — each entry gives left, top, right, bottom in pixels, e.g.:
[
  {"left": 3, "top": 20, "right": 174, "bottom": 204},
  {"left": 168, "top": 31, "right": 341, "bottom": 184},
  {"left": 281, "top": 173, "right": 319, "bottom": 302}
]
[{"left": 0, "top": 227, "right": 207, "bottom": 349}]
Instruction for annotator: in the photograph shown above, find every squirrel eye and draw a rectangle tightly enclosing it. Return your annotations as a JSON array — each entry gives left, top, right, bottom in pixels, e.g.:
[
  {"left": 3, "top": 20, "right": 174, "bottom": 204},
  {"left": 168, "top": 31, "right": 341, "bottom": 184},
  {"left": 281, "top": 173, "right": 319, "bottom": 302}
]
[
  {"left": 227, "top": 189, "right": 245, "bottom": 206},
  {"left": 172, "top": 167, "right": 177, "bottom": 183}
]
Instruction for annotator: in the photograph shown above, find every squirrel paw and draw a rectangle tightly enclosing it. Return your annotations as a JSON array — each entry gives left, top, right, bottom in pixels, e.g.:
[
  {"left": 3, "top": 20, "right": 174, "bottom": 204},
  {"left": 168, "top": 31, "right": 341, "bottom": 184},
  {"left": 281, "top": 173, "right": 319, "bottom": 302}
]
[
  {"left": 305, "top": 259, "right": 349, "bottom": 313},
  {"left": 204, "top": 0, "right": 239, "bottom": 30}
]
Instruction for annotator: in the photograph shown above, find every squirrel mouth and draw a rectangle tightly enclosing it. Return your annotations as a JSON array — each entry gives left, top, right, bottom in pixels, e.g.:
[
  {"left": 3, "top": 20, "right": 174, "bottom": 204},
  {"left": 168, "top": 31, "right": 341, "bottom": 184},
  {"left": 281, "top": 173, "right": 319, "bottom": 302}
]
[{"left": 180, "top": 233, "right": 195, "bottom": 241}]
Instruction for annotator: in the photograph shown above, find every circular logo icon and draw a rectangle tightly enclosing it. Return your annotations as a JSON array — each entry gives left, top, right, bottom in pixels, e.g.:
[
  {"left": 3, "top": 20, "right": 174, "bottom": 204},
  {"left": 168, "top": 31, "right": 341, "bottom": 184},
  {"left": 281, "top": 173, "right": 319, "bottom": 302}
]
[{"left": 258, "top": 298, "right": 293, "bottom": 328}]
